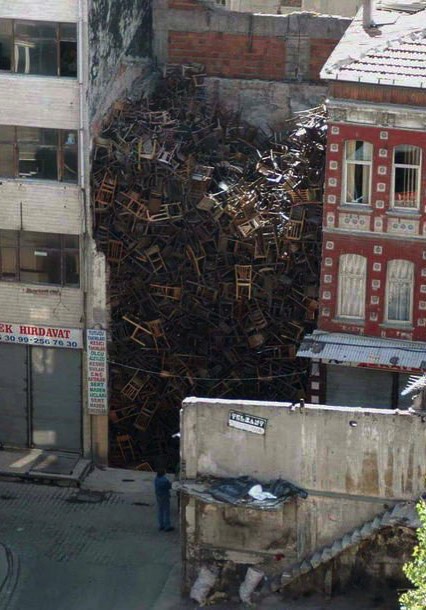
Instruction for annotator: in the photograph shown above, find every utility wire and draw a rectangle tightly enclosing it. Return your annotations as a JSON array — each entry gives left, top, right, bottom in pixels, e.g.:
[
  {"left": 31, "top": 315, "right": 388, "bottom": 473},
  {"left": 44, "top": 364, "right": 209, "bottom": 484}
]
[{"left": 108, "top": 359, "right": 309, "bottom": 382}]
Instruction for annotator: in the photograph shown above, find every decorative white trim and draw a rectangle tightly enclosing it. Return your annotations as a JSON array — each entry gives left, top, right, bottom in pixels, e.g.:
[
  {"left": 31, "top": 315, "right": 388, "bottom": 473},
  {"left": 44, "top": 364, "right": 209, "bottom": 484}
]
[{"left": 327, "top": 100, "right": 426, "bottom": 133}]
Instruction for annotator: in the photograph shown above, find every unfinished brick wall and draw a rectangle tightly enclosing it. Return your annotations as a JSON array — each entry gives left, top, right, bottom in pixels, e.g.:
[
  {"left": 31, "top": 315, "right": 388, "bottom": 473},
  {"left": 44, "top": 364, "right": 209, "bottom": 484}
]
[
  {"left": 160, "top": 0, "right": 350, "bottom": 83},
  {"left": 169, "top": 32, "right": 286, "bottom": 80},
  {"left": 169, "top": 0, "right": 204, "bottom": 9},
  {"left": 310, "top": 38, "right": 341, "bottom": 81}
]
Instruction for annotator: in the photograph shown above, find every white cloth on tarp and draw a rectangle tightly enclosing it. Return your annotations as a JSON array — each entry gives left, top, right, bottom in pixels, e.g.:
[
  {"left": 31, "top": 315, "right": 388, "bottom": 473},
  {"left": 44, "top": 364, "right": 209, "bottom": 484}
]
[{"left": 248, "top": 484, "right": 277, "bottom": 501}]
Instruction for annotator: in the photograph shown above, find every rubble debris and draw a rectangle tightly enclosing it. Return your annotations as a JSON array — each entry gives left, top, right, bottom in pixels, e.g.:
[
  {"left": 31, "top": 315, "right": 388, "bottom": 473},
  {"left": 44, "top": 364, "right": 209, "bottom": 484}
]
[
  {"left": 91, "top": 63, "right": 327, "bottom": 470},
  {"left": 190, "top": 565, "right": 219, "bottom": 605},
  {"left": 239, "top": 567, "right": 265, "bottom": 604}
]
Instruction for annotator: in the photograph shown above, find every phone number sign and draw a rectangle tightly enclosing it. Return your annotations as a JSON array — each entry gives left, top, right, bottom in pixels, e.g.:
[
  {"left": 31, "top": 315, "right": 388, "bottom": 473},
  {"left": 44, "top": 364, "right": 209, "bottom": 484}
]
[{"left": 0, "top": 322, "right": 83, "bottom": 349}]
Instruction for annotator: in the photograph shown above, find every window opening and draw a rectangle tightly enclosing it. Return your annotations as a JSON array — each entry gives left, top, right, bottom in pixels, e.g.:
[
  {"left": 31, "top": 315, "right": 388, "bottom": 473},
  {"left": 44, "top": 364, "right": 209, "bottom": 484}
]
[
  {"left": 337, "top": 253, "right": 367, "bottom": 319},
  {"left": 392, "top": 145, "right": 421, "bottom": 209},
  {"left": 0, "top": 126, "right": 78, "bottom": 183},
  {"left": 386, "top": 259, "right": 414, "bottom": 323},
  {"left": 0, "top": 19, "right": 77, "bottom": 78},
  {"left": 344, "top": 141, "right": 372, "bottom": 204},
  {"left": 0, "top": 230, "right": 79, "bottom": 287}
]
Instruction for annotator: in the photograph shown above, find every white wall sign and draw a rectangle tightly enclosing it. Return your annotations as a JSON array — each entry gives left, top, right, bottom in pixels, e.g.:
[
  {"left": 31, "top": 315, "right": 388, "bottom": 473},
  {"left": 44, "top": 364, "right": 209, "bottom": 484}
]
[
  {"left": 0, "top": 322, "right": 82, "bottom": 349},
  {"left": 228, "top": 410, "right": 268, "bottom": 435},
  {"left": 87, "top": 329, "right": 108, "bottom": 415}
]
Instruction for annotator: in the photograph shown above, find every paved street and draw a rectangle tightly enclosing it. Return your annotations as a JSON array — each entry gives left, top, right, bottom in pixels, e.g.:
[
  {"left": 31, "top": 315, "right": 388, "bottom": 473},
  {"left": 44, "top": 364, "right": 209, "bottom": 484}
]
[
  {"left": 0, "top": 470, "right": 401, "bottom": 610},
  {"left": 0, "top": 470, "right": 183, "bottom": 610}
]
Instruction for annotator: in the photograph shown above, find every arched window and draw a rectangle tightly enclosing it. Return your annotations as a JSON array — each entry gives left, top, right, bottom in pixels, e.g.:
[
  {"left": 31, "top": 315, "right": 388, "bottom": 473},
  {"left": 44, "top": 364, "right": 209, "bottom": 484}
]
[
  {"left": 337, "top": 254, "right": 367, "bottom": 319},
  {"left": 386, "top": 260, "right": 414, "bottom": 323},
  {"left": 392, "top": 145, "right": 421, "bottom": 209},
  {"left": 344, "top": 141, "right": 372, "bottom": 205}
]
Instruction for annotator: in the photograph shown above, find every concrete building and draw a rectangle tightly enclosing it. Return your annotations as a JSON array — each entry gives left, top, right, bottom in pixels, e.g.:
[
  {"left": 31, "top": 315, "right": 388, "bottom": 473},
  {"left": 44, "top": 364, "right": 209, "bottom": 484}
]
[
  {"left": 215, "top": 0, "right": 362, "bottom": 17},
  {"left": 298, "top": 1, "right": 426, "bottom": 409},
  {"left": 0, "top": 0, "right": 153, "bottom": 468},
  {"left": 180, "top": 397, "right": 422, "bottom": 601},
  {"left": 0, "top": 0, "right": 108, "bottom": 461}
]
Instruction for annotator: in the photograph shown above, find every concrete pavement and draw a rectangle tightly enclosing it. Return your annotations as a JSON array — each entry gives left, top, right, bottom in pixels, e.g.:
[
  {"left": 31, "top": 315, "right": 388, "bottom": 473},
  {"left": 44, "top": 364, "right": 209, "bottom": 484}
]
[
  {"left": 0, "top": 468, "right": 183, "bottom": 610},
  {"left": 0, "top": 467, "right": 401, "bottom": 609}
]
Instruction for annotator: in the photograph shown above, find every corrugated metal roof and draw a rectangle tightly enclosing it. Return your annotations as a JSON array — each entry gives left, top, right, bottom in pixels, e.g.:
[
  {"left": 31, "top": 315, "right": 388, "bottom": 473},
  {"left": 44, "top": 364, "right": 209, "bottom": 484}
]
[{"left": 297, "top": 331, "right": 426, "bottom": 369}]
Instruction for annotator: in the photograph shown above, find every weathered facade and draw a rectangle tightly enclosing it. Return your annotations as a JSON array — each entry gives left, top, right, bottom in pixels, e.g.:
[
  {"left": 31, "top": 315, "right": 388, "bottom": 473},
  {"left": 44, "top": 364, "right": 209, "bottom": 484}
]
[
  {"left": 180, "top": 397, "right": 422, "bottom": 600},
  {"left": 0, "top": 0, "right": 109, "bottom": 459},
  {"left": 298, "top": 2, "right": 426, "bottom": 409}
]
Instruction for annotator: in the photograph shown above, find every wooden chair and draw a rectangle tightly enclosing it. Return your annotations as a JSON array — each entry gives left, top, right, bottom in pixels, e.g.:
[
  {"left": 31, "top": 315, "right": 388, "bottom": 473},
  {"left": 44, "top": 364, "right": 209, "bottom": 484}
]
[
  {"left": 94, "top": 173, "right": 117, "bottom": 211},
  {"left": 141, "top": 245, "right": 167, "bottom": 273},
  {"left": 235, "top": 265, "right": 253, "bottom": 300},
  {"left": 121, "top": 373, "right": 146, "bottom": 400},
  {"left": 134, "top": 402, "right": 159, "bottom": 432},
  {"left": 185, "top": 243, "right": 205, "bottom": 277},
  {"left": 149, "top": 284, "right": 182, "bottom": 301},
  {"left": 116, "top": 434, "right": 136, "bottom": 462},
  {"left": 285, "top": 208, "right": 306, "bottom": 241},
  {"left": 117, "top": 191, "right": 148, "bottom": 220},
  {"left": 107, "top": 240, "right": 124, "bottom": 272}
]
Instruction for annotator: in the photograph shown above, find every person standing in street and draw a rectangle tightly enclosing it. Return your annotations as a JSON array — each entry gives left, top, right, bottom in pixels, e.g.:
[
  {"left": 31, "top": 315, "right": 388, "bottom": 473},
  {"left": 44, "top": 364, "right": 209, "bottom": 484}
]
[{"left": 155, "top": 468, "right": 174, "bottom": 532}]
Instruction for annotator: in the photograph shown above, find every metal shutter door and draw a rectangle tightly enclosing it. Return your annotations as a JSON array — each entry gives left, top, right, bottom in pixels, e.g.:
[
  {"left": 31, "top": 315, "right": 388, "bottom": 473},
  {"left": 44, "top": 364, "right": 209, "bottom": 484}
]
[
  {"left": 0, "top": 344, "right": 28, "bottom": 446},
  {"left": 327, "top": 365, "right": 393, "bottom": 409},
  {"left": 31, "top": 347, "right": 82, "bottom": 452}
]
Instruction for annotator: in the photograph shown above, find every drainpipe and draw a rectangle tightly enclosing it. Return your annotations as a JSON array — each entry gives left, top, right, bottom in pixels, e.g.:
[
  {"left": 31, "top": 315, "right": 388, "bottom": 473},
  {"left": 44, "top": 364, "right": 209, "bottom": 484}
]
[{"left": 363, "top": 0, "right": 375, "bottom": 28}]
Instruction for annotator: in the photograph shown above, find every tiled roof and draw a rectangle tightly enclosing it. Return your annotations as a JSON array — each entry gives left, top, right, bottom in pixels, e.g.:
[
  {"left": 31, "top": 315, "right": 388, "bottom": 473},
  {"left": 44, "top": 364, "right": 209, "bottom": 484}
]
[
  {"left": 297, "top": 331, "right": 426, "bottom": 369},
  {"left": 321, "top": 6, "right": 426, "bottom": 88},
  {"left": 377, "top": 0, "right": 426, "bottom": 12},
  {"left": 337, "top": 31, "right": 426, "bottom": 86}
]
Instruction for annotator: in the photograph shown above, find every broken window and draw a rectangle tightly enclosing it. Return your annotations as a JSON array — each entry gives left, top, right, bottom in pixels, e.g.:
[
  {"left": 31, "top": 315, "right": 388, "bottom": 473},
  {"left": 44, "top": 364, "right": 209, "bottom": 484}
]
[
  {"left": 0, "top": 230, "right": 79, "bottom": 287},
  {"left": 0, "top": 20, "right": 12, "bottom": 71},
  {"left": 0, "top": 125, "right": 15, "bottom": 177},
  {"left": 0, "top": 126, "right": 78, "bottom": 183},
  {"left": 337, "top": 253, "right": 366, "bottom": 319},
  {"left": 0, "top": 19, "right": 77, "bottom": 77},
  {"left": 392, "top": 145, "right": 421, "bottom": 209},
  {"left": 344, "top": 140, "right": 372, "bottom": 204},
  {"left": 386, "top": 259, "right": 414, "bottom": 323}
]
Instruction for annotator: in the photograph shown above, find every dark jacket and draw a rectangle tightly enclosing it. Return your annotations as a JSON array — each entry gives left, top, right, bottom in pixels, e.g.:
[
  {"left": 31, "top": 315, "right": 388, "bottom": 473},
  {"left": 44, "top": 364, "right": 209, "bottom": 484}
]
[{"left": 155, "top": 474, "right": 171, "bottom": 499}]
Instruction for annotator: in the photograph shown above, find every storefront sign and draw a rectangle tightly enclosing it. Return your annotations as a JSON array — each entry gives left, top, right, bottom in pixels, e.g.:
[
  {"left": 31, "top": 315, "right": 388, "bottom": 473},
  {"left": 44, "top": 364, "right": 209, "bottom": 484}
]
[
  {"left": 0, "top": 322, "right": 82, "bottom": 349},
  {"left": 87, "top": 329, "right": 108, "bottom": 415},
  {"left": 228, "top": 410, "right": 267, "bottom": 435}
]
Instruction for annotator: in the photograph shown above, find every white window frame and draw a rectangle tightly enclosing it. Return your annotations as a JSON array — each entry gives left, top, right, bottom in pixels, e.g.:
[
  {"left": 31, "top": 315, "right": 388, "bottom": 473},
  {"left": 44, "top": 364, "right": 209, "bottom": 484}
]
[
  {"left": 343, "top": 141, "right": 373, "bottom": 205},
  {"left": 391, "top": 145, "right": 422, "bottom": 210},
  {"left": 337, "top": 253, "right": 367, "bottom": 319},
  {"left": 385, "top": 259, "right": 414, "bottom": 324}
]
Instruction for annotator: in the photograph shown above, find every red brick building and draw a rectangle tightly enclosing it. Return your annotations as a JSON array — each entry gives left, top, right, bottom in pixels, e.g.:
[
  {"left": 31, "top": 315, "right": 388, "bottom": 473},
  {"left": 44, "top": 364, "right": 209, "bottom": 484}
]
[{"left": 298, "top": 2, "right": 426, "bottom": 409}]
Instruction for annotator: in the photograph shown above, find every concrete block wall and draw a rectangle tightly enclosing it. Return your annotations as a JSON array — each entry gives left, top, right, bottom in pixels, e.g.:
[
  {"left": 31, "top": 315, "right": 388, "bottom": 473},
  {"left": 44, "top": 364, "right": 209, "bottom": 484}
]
[
  {"left": 182, "top": 398, "right": 426, "bottom": 500},
  {"left": 181, "top": 398, "right": 423, "bottom": 592}
]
